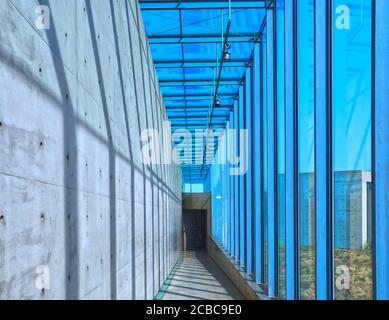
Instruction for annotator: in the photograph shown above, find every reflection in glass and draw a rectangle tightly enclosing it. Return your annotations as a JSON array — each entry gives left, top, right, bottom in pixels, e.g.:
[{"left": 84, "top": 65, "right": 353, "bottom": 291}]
[
  {"left": 276, "top": 0, "right": 286, "bottom": 300},
  {"left": 298, "top": 0, "right": 316, "bottom": 300},
  {"left": 332, "top": 0, "right": 373, "bottom": 300}
]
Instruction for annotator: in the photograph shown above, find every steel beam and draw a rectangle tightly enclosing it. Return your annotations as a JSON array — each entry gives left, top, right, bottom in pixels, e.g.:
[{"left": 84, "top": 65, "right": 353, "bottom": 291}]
[
  {"left": 149, "top": 33, "right": 257, "bottom": 39},
  {"left": 160, "top": 78, "right": 241, "bottom": 83},
  {"left": 154, "top": 58, "right": 250, "bottom": 65},
  {"left": 168, "top": 115, "right": 227, "bottom": 119},
  {"left": 166, "top": 106, "right": 232, "bottom": 110}
]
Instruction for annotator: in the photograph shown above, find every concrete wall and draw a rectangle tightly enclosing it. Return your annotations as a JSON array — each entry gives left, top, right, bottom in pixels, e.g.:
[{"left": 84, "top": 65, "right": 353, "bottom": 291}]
[
  {"left": 334, "top": 171, "right": 372, "bottom": 250},
  {"left": 298, "top": 171, "right": 372, "bottom": 249},
  {"left": 0, "top": 0, "right": 182, "bottom": 300}
]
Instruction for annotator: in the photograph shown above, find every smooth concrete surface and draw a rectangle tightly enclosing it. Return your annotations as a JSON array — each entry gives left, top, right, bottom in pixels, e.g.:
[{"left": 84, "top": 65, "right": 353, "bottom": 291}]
[
  {"left": 0, "top": 0, "right": 182, "bottom": 300},
  {"left": 158, "top": 252, "right": 243, "bottom": 300},
  {"left": 298, "top": 171, "right": 372, "bottom": 249},
  {"left": 208, "top": 238, "right": 269, "bottom": 300}
]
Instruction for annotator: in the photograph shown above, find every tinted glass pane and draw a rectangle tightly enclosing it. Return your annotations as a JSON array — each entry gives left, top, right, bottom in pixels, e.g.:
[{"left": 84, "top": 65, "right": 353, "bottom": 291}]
[
  {"left": 276, "top": 0, "right": 286, "bottom": 300},
  {"left": 298, "top": 0, "right": 316, "bottom": 300},
  {"left": 332, "top": 0, "right": 373, "bottom": 300},
  {"left": 262, "top": 29, "right": 268, "bottom": 288}
]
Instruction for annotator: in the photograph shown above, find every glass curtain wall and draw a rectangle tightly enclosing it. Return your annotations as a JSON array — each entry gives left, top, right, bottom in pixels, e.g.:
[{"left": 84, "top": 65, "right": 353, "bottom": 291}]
[{"left": 208, "top": 0, "right": 380, "bottom": 301}]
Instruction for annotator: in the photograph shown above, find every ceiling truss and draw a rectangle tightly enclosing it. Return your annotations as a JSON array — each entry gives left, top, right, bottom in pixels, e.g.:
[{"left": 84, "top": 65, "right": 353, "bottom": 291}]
[{"left": 140, "top": 0, "right": 269, "bottom": 182}]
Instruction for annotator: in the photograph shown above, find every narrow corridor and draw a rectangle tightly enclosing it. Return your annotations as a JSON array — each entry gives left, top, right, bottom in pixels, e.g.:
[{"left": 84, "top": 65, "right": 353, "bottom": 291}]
[
  {"left": 2, "top": 0, "right": 389, "bottom": 302},
  {"left": 156, "top": 252, "right": 243, "bottom": 300}
]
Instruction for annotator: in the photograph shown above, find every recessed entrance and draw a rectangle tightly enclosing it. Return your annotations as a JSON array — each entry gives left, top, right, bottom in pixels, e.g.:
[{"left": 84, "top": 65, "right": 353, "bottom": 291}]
[{"left": 183, "top": 210, "right": 207, "bottom": 251}]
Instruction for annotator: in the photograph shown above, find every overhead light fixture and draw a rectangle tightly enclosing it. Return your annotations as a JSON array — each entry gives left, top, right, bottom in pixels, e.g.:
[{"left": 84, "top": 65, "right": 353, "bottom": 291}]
[
  {"left": 214, "top": 95, "right": 221, "bottom": 107},
  {"left": 223, "top": 43, "right": 231, "bottom": 61}
]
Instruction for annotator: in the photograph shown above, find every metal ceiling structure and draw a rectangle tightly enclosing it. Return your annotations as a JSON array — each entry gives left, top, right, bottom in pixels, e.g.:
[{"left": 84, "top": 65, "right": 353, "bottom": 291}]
[{"left": 140, "top": 0, "right": 270, "bottom": 184}]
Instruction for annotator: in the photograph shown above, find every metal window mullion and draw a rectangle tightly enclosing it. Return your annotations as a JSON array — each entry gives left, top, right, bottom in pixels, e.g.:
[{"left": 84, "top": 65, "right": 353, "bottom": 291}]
[
  {"left": 226, "top": 122, "right": 230, "bottom": 253},
  {"left": 250, "top": 64, "right": 256, "bottom": 276},
  {"left": 314, "top": 0, "right": 333, "bottom": 300},
  {"left": 260, "top": 36, "right": 267, "bottom": 285},
  {"left": 230, "top": 109, "right": 235, "bottom": 258},
  {"left": 374, "top": 0, "right": 389, "bottom": 301},
  {"left": 234, "top": 100, "right": 240, "bottom": 261},
  {"left": 226, "top": 132, "right": 230, "bottom": 251},
  {"left": 227, "top": 111, "right": 235, "bottom": 256},
  {"left": 253, "top": 42, "right": 263, "bottom": 284},
  {"left": 246, "top": 67, "right": 254, "bottom": 274},
  {"left": 239, "top": 85, "right": 247, "bottom": 268}
]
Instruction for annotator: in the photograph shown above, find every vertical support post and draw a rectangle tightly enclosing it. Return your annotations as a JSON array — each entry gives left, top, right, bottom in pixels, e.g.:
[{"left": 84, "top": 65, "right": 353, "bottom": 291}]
[
  {"left": 315, "top": 0, "right": 333, "bottom": 300},
  {"left": 253, "top": 42, "right": 263, "bottom": 284},
  {"left": 246, "top": 67, "right": 254, "bottom": 274},
  {"left": 267, "top": 7, "right": 277, "bottom": 298},
  {"left": 234, "top": 100, "right": 240, "bottom": 261},
  {"left": 230, "top": 109, "right": 236, "bottom": 258},
  {"left": 239, "top": 85, "right": 247, "bottom": 268},
  {"left": 227, "top": 111, "right": 235, "bottom": 257},
  {"left": 226, "top": 122, "right": 230, "bottom": 252},
  {"left": 374, "top": 0, "right": 389, "bottom": 301},
  {"left": 225, "top": 130, "right": 230, "bottom": 250},
  {"left": 285, "top": 0, "right": 297, "bottom": 300},
  {"left": 223, "top": 153, "right": 226, "bottom": 247}
]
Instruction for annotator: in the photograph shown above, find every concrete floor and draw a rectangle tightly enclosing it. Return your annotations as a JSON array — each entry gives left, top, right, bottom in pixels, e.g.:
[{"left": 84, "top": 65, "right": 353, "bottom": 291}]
[{"left": 157, "top": 251, "right": 244, "bottom": 300}]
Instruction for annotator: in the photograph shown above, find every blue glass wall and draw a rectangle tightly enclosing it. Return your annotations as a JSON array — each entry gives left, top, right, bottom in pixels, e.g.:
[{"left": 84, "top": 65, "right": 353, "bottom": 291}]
[{"left": 210, "top": 0, "right": 389, "bottom": 300}]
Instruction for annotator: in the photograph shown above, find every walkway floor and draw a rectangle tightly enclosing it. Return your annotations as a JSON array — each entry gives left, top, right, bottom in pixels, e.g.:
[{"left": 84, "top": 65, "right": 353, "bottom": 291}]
[{"left": 157, "top": 251, "right": 244, "bottom": 300}]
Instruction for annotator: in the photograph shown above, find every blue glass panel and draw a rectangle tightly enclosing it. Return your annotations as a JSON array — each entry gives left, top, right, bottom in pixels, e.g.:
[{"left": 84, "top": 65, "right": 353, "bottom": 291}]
[
  {"left": 262, "top": 27, "right": 268, "bottom": 288},
  {"left": 142, "top": 10, "right": 181, "bottom": 35},
  {"left": 285, "top": 0, "right": 297, "bottom": 300},
  {"left": 375, "top": 0, "right": 389, "bottom": 301},
  {"left": 266, "top": 8, "right": 276, "bottom": 298},
  {"left": 276, "top": 0, "right": 286, "bottom": 299},
  {"left": 298, "top": 0, "right": 315, "bottom": 300},
  {"left": 182, "top": 9, "right": 224, "bottom": 35},
  {"left": 332, "top": 0, "right": 373, "bottom": 300},
  {"left": 150, "top": 44, "right": 183, "bottom": 60}
]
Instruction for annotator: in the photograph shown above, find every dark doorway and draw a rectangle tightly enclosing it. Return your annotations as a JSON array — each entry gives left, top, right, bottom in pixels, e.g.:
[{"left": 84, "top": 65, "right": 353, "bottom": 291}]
[{"left": 183, "top": 210, "right": 207, "bottom": 251}]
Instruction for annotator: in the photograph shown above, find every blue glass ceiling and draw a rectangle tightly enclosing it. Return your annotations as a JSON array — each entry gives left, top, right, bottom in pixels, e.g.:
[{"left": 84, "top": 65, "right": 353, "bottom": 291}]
[{"left": 140, "top": 0, "right": 268, "bottom": 183}]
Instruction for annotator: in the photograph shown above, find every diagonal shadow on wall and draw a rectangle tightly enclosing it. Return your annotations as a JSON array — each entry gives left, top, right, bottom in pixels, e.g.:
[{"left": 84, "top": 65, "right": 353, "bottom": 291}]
[
  {"left": 85, "top": 0, "right": 118, "bottom": 300},
  {"left": 38, "top": 0, "right": 79, "bottom": 300}
]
